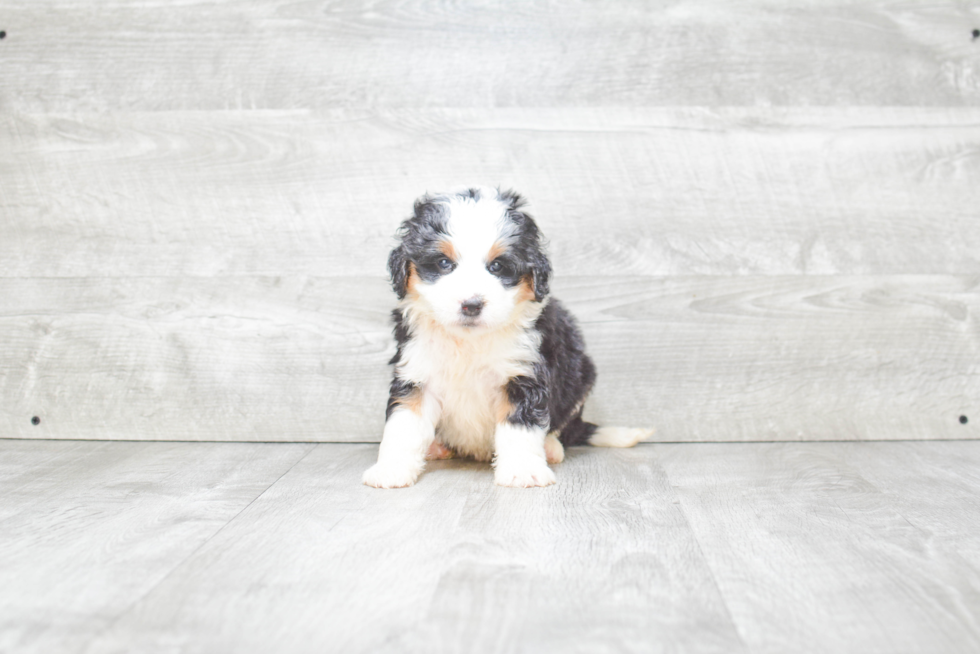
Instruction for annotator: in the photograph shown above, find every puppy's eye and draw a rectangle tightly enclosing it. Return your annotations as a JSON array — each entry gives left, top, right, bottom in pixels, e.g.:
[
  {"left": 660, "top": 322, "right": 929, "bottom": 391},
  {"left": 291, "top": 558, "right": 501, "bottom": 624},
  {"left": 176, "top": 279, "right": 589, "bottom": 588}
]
[
  {"left": 437, "top": 258, "right": 454, "bottom": 271},
  {"left": 487, "top": 260, "right": 503, "bottom": 274}
]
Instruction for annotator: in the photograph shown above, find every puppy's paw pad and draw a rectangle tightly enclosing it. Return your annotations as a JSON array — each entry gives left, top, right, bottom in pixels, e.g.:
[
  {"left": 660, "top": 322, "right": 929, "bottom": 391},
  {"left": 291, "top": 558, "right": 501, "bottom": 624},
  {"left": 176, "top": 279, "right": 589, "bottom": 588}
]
[
  {"left": 494, "top": 460, "right": 557, "bottom": 488},
  {"left": 362, "top": 463, "right": 420, "bottom": 489}
]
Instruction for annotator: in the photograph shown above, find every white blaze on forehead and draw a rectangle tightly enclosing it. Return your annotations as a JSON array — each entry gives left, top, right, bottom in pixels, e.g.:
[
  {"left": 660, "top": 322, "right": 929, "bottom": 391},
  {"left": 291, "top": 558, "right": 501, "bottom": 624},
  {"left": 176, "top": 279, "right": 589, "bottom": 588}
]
[
  {"left": 407, "top": 189, "right": 531, "bottom": 335},
  {"left": 441, "top": 194, "right": 515, "bottom": 262}
]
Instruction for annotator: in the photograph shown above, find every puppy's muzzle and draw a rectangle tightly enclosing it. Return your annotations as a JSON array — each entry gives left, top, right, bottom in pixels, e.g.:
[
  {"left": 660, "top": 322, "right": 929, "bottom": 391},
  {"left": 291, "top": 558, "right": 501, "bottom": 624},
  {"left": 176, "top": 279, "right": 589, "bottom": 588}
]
[{"left": 460, "top": 297, "right": 484, "bottom": 317}]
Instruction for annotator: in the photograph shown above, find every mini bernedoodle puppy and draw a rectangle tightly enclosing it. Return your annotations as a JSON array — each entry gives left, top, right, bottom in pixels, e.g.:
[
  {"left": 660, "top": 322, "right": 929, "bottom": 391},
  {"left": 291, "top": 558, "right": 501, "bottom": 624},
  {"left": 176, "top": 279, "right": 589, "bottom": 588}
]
[{"left": 363, "top": 187, "right": 653, "bottom": 489}]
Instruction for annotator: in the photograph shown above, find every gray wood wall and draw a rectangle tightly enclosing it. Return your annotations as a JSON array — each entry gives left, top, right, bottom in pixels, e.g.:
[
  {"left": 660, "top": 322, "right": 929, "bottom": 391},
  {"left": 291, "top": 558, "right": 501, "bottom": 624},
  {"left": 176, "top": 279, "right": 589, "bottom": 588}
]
[{"left": 2, "top": 1, "right": 978, "bottom": 442}]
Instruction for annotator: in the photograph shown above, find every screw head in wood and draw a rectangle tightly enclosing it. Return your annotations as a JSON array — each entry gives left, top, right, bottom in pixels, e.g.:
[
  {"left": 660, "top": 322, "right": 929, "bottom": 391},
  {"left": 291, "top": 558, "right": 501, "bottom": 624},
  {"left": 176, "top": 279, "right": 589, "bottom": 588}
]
[
  {"left": 31, "top": 416, "right": 40, "bottom": 425},
  {"left": 0, "top": 31, "right": 6, "bottom": 39},
  {"left": 961, "top": 415, "right": 969, "bottom": 425},
  {"left": 974, "top": 29, "right": 980, "bottom": 39}
]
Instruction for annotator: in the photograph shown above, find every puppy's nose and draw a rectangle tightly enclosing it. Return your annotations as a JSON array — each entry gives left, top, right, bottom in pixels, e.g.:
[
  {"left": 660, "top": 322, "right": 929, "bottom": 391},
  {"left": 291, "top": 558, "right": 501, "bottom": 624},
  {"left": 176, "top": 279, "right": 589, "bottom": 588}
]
[{"left": 460, "top": 297, "right": 484, "bottom": 317}]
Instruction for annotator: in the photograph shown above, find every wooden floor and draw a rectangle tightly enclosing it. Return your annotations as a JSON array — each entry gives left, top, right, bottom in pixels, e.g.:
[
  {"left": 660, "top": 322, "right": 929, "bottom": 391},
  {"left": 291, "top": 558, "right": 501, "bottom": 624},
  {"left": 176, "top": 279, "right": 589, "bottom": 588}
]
[{"left": 3, "top": 439, "right": 980, "bottom": 654}]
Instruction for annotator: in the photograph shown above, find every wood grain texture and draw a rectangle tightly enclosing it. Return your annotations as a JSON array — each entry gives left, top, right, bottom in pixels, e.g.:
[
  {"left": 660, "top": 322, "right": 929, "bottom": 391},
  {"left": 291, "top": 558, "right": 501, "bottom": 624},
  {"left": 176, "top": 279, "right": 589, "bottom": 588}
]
[
  {"left": 3, "top": 108, "right": 980, "bottom": 278},
  {"left": 1, "top": 275, "right": 976, "bottom": 442},
  {"left": 4, "top": 440, "right": 980, "bottom": 653},
  {"left": 656, "top": 441, "right": 980, "bottom": 653},
  {"left": 2, "top": 3, "right": 979, "bottom": 446},
  {"left": 1, "top": 1, "right": 979, "bottom": 112},
  {"left": 0, "top": 440, "right": 314, "bottom": 654},
  {"left": 835, "top": 441, "right": 980, "bottom": 573},
  {"left": 0, "top": 276, "right": 394, "bottom": 441},
  {"left": 79, "top": 443, "right": 744, "bottom": 654}
]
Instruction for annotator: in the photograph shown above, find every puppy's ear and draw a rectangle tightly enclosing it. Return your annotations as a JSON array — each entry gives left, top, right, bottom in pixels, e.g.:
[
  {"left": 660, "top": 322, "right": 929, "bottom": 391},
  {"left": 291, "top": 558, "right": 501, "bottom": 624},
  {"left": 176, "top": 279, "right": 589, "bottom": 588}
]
[
  {"left": 529, "top": 248, "right": 551, "bottom": 302},
  {"left": 500, "top": 188, "right": 550, "bottom": 302},
  {"left": 388, "top": 244, "right": 410, "bottom": 299}
]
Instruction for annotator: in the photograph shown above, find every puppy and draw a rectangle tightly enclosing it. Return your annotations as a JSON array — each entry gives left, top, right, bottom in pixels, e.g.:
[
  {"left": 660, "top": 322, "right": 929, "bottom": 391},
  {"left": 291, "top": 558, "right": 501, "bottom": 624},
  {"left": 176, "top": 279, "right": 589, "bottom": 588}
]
[{"left": 363, "top": 187, "right": 652, "bottom": 488}]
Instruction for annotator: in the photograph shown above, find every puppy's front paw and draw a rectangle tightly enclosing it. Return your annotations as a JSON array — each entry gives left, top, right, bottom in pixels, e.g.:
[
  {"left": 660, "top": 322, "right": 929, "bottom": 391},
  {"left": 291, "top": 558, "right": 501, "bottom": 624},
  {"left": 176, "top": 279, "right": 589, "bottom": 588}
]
[
  {"left": 494, "top": 457, "right": 556, "bottom": 488},
  {"left": 363, "top": 462, "right": 422, "bottom": 489}
]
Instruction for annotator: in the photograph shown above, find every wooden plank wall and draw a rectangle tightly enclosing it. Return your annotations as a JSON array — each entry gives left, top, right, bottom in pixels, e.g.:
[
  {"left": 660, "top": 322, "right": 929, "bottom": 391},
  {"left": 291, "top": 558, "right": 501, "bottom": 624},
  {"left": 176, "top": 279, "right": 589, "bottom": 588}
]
[{"left": 1, "top": 1, "right": 978, "bottom": 442}]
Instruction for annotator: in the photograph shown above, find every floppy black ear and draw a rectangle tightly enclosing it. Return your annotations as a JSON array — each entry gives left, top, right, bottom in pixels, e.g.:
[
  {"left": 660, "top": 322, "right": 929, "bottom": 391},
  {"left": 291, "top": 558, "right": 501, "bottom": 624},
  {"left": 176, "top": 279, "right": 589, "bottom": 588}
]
[
  {"left": 530, "top": 248, "right": 551, "bottom": 302},
  {"left": 499, "top": 188, "right": 551, "bottom": 302},
  {"left": 387, "top": 245, "right": 410, "bottom": 299}
]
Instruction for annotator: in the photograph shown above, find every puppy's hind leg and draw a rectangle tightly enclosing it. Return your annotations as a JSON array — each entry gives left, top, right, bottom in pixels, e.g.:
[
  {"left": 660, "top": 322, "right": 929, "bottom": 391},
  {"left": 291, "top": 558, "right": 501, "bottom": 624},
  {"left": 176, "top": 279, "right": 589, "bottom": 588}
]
[
  {"left": 543, "top": 433, "right": 565, "bottom": 464},
  {"left": 425, "top": 440, "right": 455, "bottom": 460}
]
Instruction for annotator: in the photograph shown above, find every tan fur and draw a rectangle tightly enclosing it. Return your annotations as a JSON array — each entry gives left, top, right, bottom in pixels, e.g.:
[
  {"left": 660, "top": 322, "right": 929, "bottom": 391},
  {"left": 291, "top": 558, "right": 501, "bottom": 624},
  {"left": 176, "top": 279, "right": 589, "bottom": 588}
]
[
  {"left": 487, "top": 240, "right": 508, "bottom": 262},
  {"left": 391, "top": 387, "right": 424, "bottom": 415},
  {"left": 425, "top": 441, "right": 455, "bottom": 460},
  {"left": 516, "top": 276, "right": 536, "bottom": 304},
  {"left": 406, "top": 262, "right": 420, "bottom": 296},
  {"left": 438, "top": 239, "right": 457, "bottom": 261},
  {"left": 544, "top": 433, "right": 565, "bottom": 464},
  {"left": 496, "top": 394, "right": 514, "bottom": 424},
  {"left": 589, "top": 427, "right": 655, "bottom": 448}
]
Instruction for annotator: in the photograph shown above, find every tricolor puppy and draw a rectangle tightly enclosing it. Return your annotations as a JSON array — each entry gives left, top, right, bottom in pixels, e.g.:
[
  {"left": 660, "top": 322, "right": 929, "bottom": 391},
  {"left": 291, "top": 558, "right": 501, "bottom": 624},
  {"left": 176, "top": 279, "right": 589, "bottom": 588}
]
[{"left": 363, "top": 187, "right": 652, "bottom": 489}]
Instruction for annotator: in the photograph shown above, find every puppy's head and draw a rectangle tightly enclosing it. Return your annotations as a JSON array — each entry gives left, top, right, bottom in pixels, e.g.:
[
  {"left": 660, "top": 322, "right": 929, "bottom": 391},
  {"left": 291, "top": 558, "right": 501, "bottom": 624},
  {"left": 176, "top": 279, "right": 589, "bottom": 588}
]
[{"left": 388, "top": 187, "right": 551, "bottom": 333}]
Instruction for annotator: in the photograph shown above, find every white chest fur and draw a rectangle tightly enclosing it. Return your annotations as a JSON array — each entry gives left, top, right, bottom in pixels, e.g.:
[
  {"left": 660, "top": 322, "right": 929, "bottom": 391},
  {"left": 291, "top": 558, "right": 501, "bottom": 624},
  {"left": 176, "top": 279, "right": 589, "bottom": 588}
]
[{"left": 396, "top": 309, "right": 543, "bottom": 461}]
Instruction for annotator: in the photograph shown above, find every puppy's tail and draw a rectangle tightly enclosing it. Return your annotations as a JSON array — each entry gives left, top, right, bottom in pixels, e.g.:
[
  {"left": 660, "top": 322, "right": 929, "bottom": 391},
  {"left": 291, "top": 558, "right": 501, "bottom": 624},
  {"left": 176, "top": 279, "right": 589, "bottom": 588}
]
[
  {"left": 560, "top": 416, "right": 654, "bottom": 448},
  {"left": 590, "top": 426, "right": 655, "bottom": 448}
]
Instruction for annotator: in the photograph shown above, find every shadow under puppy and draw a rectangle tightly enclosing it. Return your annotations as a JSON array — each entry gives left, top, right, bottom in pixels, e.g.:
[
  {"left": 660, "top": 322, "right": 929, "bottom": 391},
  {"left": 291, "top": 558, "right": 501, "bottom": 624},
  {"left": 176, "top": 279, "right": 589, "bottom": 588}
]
[{"left": 364, "top": 187, "right": 653, "bottom": 489}]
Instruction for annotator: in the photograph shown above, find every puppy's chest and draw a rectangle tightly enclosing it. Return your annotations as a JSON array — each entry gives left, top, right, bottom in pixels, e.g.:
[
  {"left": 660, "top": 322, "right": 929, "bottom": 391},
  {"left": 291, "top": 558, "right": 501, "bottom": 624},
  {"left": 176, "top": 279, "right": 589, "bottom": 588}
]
[
  {"left": 404, "top": 331, "right": 533, "bottom": 403},
  {"left": 399, "top": 327, "right": 539, "bottom": 457}
]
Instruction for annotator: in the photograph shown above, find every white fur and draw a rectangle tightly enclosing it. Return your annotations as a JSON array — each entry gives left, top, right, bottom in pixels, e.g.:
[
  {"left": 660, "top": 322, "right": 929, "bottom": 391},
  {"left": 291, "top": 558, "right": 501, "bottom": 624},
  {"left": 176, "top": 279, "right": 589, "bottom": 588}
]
[
  {"left": 388, "top": 189, "right": 547, "bottom": 463},
  {"left": 589, "top": 426, "right": 655, "bottom": 448},
  {"left": 413, "top": 192, "right": 522, "bottom": 335},
  {"left": 365, "top": 188, "right": 572, "bottom": 488},
  {"left": 396, "top": 300, "right": 543, "bottom": 462},
  {"left": 362, "top": 397, "right": 440, "bottom": 489},
  {"left": 493, "top": 422, "right": 555, "bottom": 488}
]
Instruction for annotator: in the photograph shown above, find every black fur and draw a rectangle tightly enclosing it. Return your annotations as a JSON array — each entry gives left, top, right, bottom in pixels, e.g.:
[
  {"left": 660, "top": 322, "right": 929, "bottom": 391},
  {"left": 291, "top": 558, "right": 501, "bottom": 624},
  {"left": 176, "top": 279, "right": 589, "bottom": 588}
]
[
  {"left": 388, "top": 198, "right": 451, "bottom": 298},
  {"left": 505, "top": 299, "right": 598, "bottom": 446},
  {"left": 505, "top": 363, "right": 551, "bottom": 429},
  {"left": 387, "top": 188, "right": 551, "bottom": 301},
  {"left": 386, "top": 188, "right": 598, "bottom": 448},
  {"left": 498, "top": 190, "right": 551, "bottom": 301},
  {"left": 388, "top": 308, "right": 410, "bottom": 366},
  {"left": 385, "top": 308, "right": 415, "bottom": 419},
  {"left": 557, "top": 414, "right": 599, "bottom": 446},
  {"left": 387, "top": 246, "right": 410, "bottom": 300},
  {"left": 385, "top": 376, "right": 419, "bottom": 420}
]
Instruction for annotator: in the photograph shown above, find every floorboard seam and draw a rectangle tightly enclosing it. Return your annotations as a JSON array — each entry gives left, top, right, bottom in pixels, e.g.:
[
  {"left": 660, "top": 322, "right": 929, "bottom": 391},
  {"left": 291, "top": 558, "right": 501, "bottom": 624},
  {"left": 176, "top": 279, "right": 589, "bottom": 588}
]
[
  {"left": 659, "top": 458, "right": 750, "bottom": 653},
  {"left": 78, "top": 443, "right": 318, "bottom": 652}
]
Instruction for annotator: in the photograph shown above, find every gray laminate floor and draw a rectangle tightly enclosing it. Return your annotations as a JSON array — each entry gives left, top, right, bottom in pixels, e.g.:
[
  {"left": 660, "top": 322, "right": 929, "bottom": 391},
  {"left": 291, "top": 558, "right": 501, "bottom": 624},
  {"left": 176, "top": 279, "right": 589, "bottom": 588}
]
[{"left": 2, "top": 439, "right": 979, "bottom": 653}]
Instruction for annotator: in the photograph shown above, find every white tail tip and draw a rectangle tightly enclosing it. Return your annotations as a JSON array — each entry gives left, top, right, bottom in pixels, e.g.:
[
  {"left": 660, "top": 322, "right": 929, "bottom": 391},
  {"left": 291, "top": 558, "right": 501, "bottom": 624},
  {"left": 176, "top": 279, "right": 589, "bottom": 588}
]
[{"left": 589, "top": 427, "right": 655, "bottom": 448}]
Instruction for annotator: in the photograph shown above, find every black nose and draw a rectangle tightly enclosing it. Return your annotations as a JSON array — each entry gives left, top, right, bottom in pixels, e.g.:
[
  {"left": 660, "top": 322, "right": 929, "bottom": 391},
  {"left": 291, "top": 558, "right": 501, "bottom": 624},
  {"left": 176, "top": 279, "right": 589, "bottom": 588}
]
[{"left": 460, "top": 297, "right": 484, "bottom": 317}]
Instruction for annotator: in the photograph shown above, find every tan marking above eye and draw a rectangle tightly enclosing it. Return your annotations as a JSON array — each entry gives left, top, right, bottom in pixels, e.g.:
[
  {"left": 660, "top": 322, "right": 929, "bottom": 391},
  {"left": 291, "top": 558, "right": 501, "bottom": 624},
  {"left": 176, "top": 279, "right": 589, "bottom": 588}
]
[
  {"left": 438, "top": 240, "right": 457, "bottom": 260},
  {"left": 487, "top": 240, "right": 508, "bottom": 262}
]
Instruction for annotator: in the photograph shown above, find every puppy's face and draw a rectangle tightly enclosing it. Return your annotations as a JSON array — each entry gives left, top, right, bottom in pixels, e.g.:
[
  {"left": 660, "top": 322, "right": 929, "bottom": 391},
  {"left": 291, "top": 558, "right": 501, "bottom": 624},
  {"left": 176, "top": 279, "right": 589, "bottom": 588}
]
[{"left": 389, "top": 188, "right": 551, "bottom": 333}]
